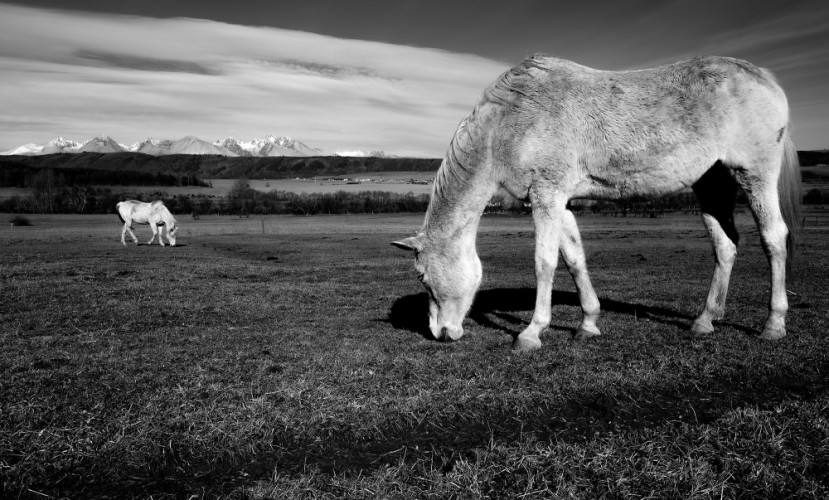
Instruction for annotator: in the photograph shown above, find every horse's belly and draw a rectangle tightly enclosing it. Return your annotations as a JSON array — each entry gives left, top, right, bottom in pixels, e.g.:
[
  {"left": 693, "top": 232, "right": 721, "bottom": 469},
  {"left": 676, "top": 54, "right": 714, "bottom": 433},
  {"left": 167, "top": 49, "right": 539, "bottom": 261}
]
[{"left": 573, "top": 169, "right": 694, "bottom": 201}]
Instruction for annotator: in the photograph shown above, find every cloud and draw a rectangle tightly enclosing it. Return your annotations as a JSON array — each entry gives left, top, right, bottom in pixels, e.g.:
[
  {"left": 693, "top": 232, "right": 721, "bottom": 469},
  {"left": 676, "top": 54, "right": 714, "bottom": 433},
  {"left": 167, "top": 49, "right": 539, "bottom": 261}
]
[
  {"left": 0, "top": 3, "right": 507, "bottom": 156},
  {"left": 262, "top": 58, "right": 387, "bottom": 80},
  {"left": 76, "top": 50, "right": 222, "bottom": 75}
]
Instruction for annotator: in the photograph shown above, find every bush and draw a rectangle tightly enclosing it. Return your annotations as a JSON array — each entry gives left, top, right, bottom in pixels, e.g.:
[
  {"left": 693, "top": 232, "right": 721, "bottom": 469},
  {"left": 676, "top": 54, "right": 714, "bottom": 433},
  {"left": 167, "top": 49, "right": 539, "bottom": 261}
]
[
  {"left": 9, "top": 215, "right": 32, "bottom": 226},
  {"left": 803, "top": 187, "right": 829, "bottom": 205}
]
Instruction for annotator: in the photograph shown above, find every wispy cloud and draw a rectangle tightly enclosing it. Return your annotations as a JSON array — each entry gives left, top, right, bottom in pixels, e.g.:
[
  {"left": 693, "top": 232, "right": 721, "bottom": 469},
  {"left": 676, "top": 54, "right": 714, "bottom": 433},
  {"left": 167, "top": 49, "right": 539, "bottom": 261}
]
[
  {"left": 263, "top": 59, "right": 387, "bottom": 80},
  {"left": 0, "top": 3, "right": 506, "bottom": 156},
  {"left": 76, "top": 50, "right": 222, "bottom": 75}
]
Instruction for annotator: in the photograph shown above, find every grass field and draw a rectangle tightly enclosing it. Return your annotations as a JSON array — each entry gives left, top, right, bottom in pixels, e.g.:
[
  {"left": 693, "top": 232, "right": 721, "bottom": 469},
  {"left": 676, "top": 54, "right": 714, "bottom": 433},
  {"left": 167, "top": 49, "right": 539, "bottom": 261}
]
[{"left": 1, "top": 212, "right": 828, "bottom": 498}]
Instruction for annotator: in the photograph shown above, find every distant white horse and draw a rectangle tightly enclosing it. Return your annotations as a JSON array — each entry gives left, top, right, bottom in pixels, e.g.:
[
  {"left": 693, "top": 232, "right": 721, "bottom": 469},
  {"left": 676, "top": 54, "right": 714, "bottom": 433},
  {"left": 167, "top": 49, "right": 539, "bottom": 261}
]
[
  {"left": 117, "top": 200, "right": 178, "bottom": 246},
  {"left": 393, "top": 55, "right": 801, "bottom": 350}
]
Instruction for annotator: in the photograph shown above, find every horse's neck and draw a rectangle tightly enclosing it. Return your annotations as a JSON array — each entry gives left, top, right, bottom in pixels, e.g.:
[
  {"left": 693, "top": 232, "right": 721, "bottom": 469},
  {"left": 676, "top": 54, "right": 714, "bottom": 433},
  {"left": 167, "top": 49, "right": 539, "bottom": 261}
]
[{"left": 422, "top": 174, "right": 497, "bottom": 244}]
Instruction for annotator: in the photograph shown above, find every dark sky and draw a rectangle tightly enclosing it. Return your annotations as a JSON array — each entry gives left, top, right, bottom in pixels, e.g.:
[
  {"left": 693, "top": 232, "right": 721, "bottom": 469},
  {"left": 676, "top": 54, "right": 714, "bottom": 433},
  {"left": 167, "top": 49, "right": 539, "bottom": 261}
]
[
  {"left": 1, "top": 0, "right": 827, "bottom": 152},
  {"left": 9, "top": 0, "right": 828, "bottom": 66}
]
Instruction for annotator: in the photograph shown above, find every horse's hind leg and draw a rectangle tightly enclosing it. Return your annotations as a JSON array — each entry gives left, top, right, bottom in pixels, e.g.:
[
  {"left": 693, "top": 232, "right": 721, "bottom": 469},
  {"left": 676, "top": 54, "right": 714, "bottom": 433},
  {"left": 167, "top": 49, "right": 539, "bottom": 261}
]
[
  {"left": 122, "top": 220, "right": 138, "bottom": 245},
  {"left": 559, "top": 209, "right": 601, "bottom": 339},
  {"left": 128, "top": 225, "right": 139, "bottom": 244},
  {"left": 743, "top": 179, "right": 790, "bottom": 340},
  {"left": 691, "top": 164, "right": 739, "bottom": 334}
]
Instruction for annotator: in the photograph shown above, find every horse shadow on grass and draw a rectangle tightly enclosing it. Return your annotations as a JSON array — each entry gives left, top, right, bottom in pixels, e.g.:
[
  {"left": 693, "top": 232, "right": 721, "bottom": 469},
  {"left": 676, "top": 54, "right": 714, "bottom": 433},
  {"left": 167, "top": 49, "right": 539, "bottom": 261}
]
[
  {"left": 261, "top": 346, "right": 827, "bottom": 484},
  {"left": 252, "top": 289, "right": 816, "bottom": 480},
  {"left": 128, "top": 243, "right": 187, "bottom": 248},
  {"left": 386, "top": 287, "right": 754, "bottom": 340},
  {"left": 140, "top": 291, "right": 811, "bottom": 495}
]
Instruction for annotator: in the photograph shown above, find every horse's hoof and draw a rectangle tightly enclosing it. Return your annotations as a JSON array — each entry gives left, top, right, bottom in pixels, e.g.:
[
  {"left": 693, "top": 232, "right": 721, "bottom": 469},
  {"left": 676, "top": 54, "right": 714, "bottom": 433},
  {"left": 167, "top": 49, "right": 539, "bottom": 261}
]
[
  {"left": 574, "top": 326, "right": 601, "bottom": 340},
  {"left": 512, "top": 336, "right": 542, "bottom": 352},
  {"left": 690, "top": 319, "right": 714, "bottom": 335},
  {"left": 760, "top": 327, "right": 786, "bottom": 340}
]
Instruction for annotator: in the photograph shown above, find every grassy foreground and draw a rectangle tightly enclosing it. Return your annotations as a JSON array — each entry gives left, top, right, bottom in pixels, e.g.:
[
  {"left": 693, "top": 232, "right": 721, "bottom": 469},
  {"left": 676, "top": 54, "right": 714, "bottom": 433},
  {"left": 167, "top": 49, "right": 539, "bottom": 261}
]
[{"left": 1, "top": 213, "right": 827, "bottom": 498}]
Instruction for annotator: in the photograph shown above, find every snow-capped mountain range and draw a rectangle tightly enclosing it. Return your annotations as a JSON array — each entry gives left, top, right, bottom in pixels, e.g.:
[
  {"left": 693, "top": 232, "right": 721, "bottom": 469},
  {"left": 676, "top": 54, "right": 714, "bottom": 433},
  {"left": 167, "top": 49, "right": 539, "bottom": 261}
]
[{"left": 0, "top": 134, "right": 393, "bottom": 157}]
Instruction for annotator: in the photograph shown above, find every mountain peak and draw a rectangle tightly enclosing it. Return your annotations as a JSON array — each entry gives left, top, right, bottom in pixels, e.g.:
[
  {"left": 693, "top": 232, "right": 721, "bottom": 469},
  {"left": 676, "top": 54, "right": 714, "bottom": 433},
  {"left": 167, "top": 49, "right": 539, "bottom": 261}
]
[{"left": 1, "top": 134, "right": 331, "bottom": 157}]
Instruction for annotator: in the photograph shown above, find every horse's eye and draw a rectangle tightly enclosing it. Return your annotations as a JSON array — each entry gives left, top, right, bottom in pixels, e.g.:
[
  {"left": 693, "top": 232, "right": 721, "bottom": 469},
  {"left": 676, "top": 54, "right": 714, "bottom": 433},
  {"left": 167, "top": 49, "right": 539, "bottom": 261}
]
[{"left": 417, "top": 273, "right": 425, "bottom": 283}]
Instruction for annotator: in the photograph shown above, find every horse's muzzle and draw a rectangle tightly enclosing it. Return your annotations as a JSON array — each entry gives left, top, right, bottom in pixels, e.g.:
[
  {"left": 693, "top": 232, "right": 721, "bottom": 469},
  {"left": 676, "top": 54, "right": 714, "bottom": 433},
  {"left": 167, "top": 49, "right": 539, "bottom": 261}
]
[{"left": 434, "top": 325, "right": 464, "bottom": 342}]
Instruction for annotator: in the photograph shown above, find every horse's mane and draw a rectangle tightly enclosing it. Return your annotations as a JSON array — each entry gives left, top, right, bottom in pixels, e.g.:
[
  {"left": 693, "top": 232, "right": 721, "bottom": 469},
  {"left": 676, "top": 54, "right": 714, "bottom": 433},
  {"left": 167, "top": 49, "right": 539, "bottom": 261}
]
[
  {"left": 149, "top": 200, "right": 176, "bottom": 224},
  {"left": 429, "top": 116, "right": 475, "bottom": 205},
  {"left": 427, "top": 55, "right": 552, "bottom": 218}
]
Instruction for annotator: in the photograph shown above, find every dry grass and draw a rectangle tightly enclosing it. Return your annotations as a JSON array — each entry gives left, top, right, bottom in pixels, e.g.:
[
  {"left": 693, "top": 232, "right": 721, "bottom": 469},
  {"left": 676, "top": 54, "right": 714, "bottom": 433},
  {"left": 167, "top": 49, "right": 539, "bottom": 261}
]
[{"left": 1, "top": 212, "right": 827, "bottom": 498}]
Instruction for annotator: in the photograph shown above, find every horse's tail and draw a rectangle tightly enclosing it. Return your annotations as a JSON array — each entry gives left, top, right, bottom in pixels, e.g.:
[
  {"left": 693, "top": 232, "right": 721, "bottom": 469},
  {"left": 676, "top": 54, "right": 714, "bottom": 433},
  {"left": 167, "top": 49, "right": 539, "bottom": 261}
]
[
  {"left": 116, "top": 202, "right": 125, "bottom": 224},
  {"left": 779, "top": 128, "right": 802, "bottom": 266}
]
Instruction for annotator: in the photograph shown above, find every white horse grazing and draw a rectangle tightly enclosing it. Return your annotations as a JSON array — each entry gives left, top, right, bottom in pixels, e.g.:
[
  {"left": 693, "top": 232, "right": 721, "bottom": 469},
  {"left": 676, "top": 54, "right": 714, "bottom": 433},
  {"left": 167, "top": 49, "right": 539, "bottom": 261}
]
[
  {"left": 393, "top": 55, "right": 801, "bottom": 350},
  {"left": 117, "top": 200, "right": 178, "bottom": 247}
]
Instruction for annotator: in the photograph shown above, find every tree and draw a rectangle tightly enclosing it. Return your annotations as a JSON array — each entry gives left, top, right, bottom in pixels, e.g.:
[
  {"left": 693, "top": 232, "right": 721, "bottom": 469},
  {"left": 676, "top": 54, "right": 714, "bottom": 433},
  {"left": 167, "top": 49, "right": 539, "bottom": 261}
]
[
  {"left": 228, "top": 178, "right": 252, "bottom": 199},
  {"left": 28, "top": 169, "right": 63, "bottom": 213}
]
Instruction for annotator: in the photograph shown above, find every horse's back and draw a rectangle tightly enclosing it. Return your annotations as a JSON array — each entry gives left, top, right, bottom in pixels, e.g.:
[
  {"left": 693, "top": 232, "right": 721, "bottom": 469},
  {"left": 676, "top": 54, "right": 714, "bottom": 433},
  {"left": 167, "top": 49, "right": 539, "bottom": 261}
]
[
  {"left": 498, "top": 54, "right": 786, "bottom": 133},
  {"left": 477, "top": 55, "right": 790, "bottom": 199}
]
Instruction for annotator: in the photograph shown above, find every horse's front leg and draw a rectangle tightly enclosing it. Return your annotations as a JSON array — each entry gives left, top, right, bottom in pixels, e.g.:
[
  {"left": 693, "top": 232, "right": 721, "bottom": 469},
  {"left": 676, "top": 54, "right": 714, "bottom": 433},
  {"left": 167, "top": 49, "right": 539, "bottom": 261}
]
[
  {"left": 560, "top": 209, "right": 601, "bottom": 339},
  {"left": 148, "top": 223, "right": 164, "bottom": 246},
  {"left": 514, "top": 193, "right": 565, "bottom": 351}
]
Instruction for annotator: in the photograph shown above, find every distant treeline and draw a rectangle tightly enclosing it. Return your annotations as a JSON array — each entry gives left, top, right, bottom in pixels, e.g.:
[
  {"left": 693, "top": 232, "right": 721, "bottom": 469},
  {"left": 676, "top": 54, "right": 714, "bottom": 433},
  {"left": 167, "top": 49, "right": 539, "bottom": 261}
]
[
  {"left": 0, "top": 186, "right": 431, "bottom": 216},
  {"left": 0, "top": 161, "right": 207, "bottom": 188},
  {"left": 1, "top": 153, "right": 442, "bottom": 180},
  {"left": 1, "top": 150, "right": 825, "bottom": 182},
  {"left": 3, "top": 185, "right": 826, "bottom": 217},
  {"left": 215, "top": 189, "right": 430, "bottom": 216},
  {"left": 798, "top": 150, "right": 829, "bottom": 167}
]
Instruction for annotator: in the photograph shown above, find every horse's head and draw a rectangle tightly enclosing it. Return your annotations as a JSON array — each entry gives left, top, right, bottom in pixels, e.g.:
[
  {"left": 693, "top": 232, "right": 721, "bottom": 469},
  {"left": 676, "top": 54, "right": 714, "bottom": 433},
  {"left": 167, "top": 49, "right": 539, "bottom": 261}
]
[
  {"left": 393, "top": 233, "right": 482, "bottom": 342},
  {"left": 166, "top": 219, "right": 178, "bottom": 246}
]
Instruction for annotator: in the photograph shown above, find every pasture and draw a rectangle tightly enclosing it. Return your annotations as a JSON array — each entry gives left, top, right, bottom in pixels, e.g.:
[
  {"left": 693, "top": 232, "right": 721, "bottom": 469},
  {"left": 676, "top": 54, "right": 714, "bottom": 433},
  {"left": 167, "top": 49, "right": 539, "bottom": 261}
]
[
  {"left": 205, "top": 172, "right": 435, "bottom": 196},
  {"left": 1, "top": 212, "right": 828, "bottom": 498}
]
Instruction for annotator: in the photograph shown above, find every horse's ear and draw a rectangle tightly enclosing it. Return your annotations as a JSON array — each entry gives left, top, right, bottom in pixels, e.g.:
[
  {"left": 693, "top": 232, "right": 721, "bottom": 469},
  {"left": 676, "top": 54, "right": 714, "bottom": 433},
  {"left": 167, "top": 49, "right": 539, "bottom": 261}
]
[{"left": 391, "top": 234, "right": 424, "bottom": 252}]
